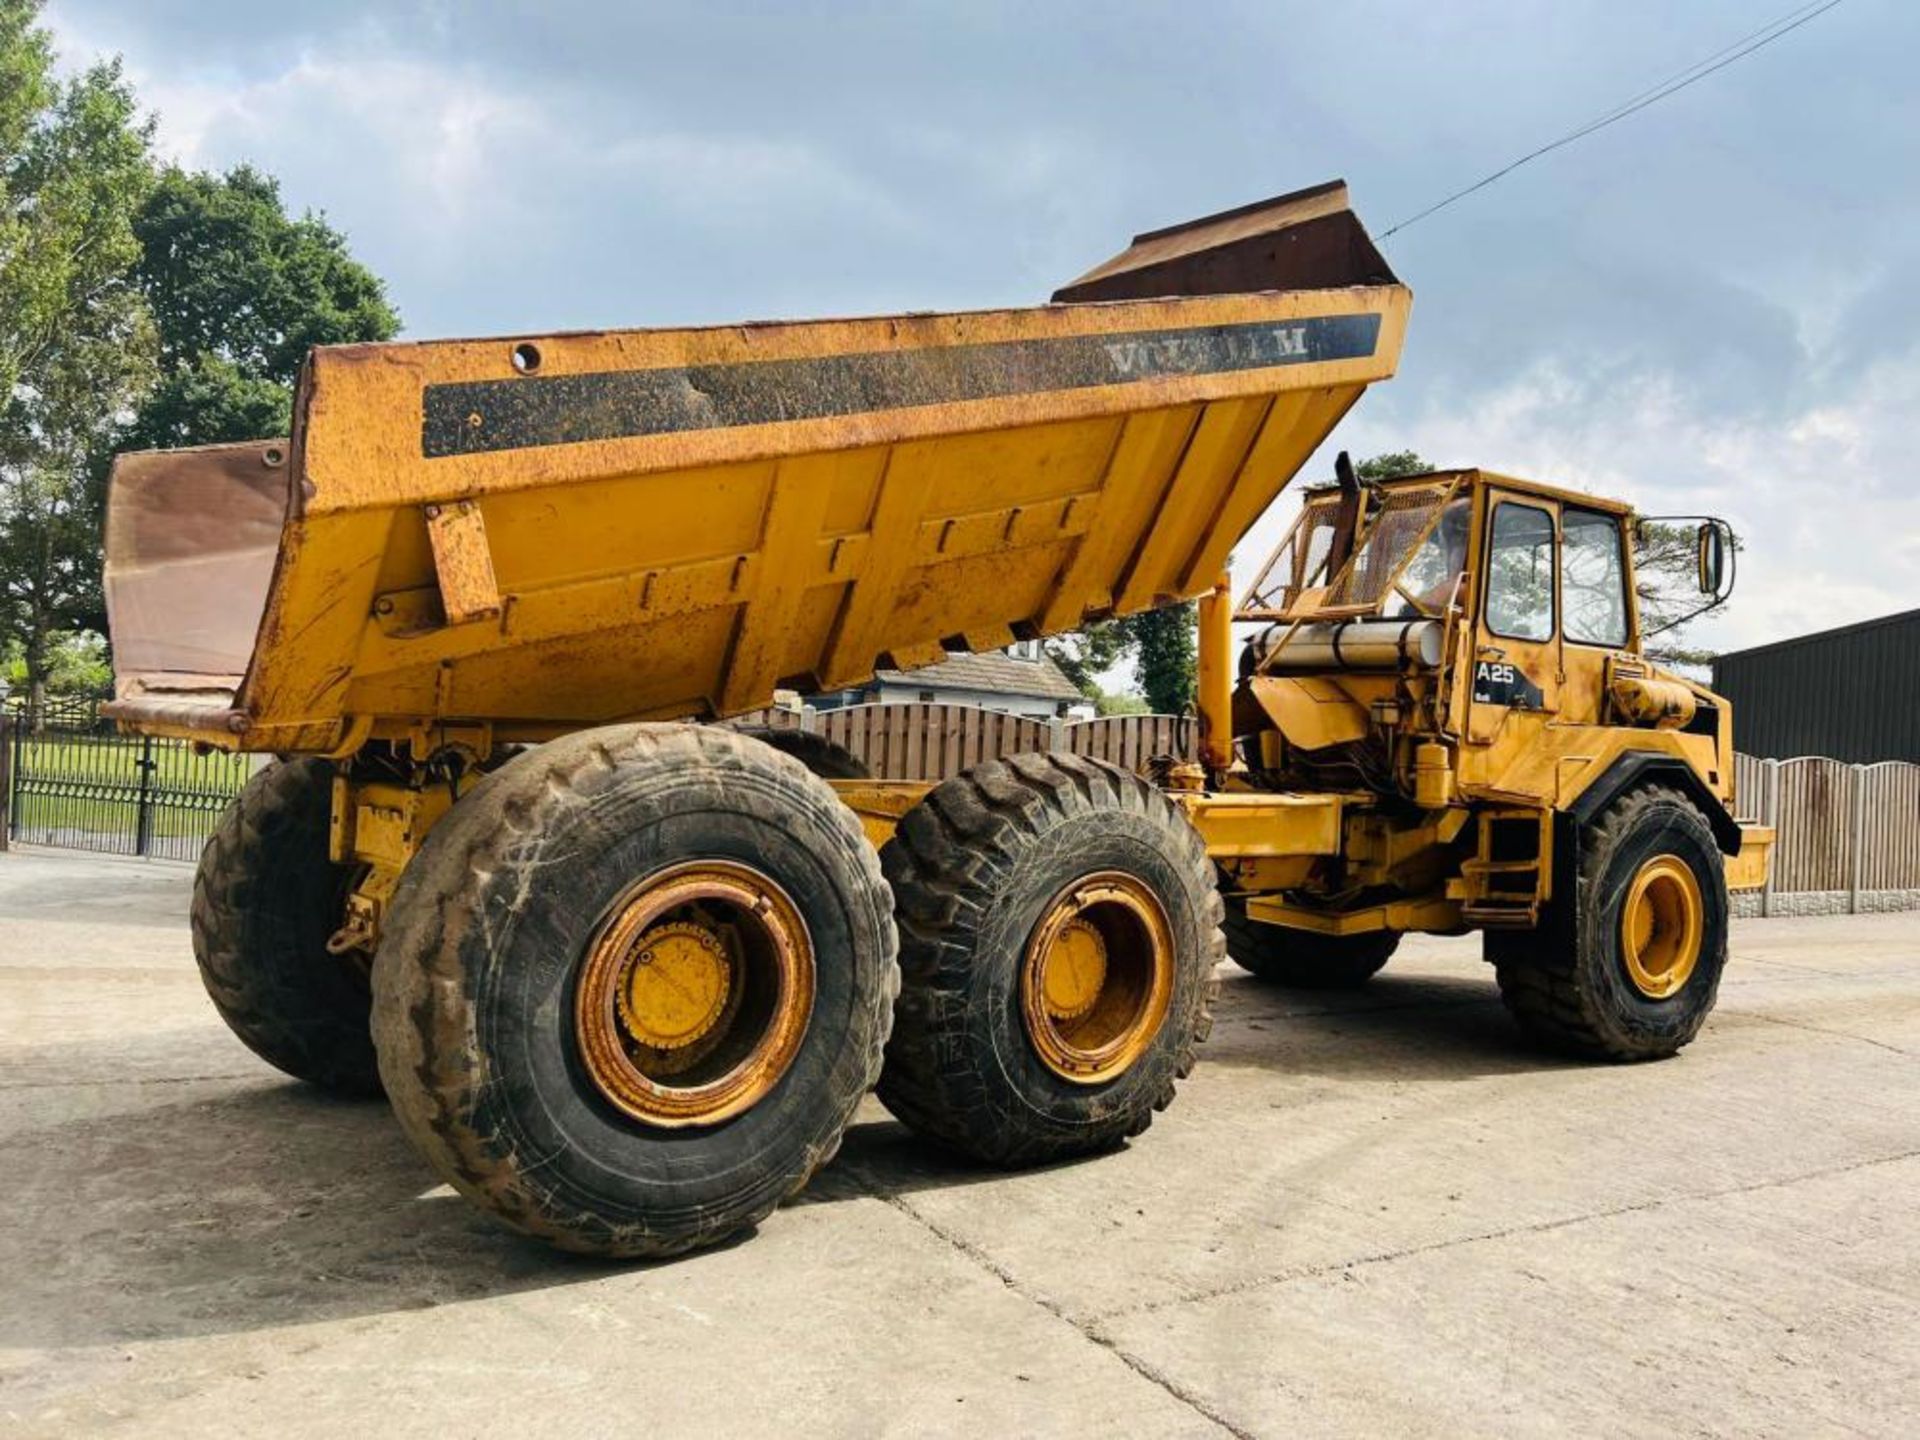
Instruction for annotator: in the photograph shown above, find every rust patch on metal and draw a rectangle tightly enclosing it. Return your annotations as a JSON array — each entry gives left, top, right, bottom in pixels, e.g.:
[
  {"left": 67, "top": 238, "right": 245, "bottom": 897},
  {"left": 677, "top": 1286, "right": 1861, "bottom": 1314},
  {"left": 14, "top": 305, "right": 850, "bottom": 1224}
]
[
  {"left": 1053, "top": 178, "right": 1398, "bottom": 303},
  {"left": 425, "top": 501, "right": 503, "bottom": 625}
]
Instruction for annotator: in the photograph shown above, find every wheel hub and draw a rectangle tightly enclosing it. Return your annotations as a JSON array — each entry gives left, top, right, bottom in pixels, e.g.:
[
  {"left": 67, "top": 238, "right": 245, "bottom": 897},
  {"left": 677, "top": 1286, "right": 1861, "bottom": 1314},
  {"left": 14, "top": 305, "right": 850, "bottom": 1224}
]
[
  {"left": 1021, "top": 873, "right": 1175, "bottom": 1085},
  {"left": 1620, "top": 854, "right": 1703, "bottom": 1000},
  {"left": 1038, "top": 919, "right": 1108, "bottom": 1022},
  {"left": 575, "top": 860, "right": 815, "bottom": 1128},
  {"left": 616, "top": 920, "right": 732, "bottom": 1051}
]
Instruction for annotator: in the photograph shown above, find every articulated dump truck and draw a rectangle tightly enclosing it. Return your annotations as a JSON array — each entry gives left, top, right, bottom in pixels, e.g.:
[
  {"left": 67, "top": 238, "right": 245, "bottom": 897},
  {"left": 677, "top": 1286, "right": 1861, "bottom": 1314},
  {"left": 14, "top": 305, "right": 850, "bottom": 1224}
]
[{"left": 104, "top": 180, "right": 1773, "bottom": 1257}]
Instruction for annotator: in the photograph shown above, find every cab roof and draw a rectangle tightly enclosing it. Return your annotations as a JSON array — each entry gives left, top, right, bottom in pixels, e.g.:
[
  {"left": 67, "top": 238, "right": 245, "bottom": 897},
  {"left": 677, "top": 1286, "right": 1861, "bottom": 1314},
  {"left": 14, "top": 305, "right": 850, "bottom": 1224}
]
[{"left": 1300, "top": 466, "right": 1635, "bottom": 517}]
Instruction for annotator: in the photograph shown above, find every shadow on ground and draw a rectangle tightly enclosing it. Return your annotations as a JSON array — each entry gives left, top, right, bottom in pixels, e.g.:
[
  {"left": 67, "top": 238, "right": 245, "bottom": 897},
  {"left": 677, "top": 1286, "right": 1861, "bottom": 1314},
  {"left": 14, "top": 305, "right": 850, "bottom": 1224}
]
[
  {"left": 1201, "top": 968, "right": 1573, "bottom": 1080},
  {"left": 2, "top": 965, "right": 1559, "bottom": 1349}
]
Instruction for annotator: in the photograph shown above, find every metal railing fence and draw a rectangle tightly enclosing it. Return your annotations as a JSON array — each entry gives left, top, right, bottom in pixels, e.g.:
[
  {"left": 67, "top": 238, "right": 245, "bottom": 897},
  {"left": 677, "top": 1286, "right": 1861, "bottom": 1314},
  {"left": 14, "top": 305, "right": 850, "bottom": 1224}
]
[{"left": 2, "top": 705, "right": 252, "bottom": 861}]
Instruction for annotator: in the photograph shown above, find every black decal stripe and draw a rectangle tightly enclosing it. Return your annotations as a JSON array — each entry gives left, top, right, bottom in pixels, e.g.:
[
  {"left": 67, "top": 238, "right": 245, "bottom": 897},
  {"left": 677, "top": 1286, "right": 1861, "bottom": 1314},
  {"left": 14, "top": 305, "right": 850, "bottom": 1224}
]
[{"left": 422, "top": 313, "right": 1382, "bottom": 459}]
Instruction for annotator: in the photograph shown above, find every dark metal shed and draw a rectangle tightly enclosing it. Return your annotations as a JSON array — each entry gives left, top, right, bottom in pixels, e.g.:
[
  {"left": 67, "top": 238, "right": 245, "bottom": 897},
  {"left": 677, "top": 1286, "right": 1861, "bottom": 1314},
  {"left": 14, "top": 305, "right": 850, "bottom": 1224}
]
[{"left": 1711, "top": 609, "right": 1920, "bottom": 763}]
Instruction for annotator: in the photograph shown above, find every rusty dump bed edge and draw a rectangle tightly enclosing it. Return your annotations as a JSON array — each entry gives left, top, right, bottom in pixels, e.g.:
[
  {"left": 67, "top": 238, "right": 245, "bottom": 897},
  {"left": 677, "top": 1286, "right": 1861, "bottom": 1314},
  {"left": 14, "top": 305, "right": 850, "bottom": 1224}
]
[{"left": 103, "top": 179, "right": 1410, "bottom": 753}]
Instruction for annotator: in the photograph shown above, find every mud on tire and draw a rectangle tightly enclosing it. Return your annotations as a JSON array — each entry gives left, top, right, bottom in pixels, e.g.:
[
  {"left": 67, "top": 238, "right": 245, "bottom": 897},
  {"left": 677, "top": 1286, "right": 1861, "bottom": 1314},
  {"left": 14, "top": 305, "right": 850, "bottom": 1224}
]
[
  {"left": 1490, "top": 784, "right": 1729, "bottom": 1061},
  {"left": 1222, "top": 898, "right": 1398, "bottom": 988},
  {"left": 877, "top": 752, "right": 1222, "bottom": 1167},
  {"left": 370, "top": 724, "right": 898, "bottom": 1258},
  {"left": 191, "top": 757, "right": 380, "bottom": 1094}
]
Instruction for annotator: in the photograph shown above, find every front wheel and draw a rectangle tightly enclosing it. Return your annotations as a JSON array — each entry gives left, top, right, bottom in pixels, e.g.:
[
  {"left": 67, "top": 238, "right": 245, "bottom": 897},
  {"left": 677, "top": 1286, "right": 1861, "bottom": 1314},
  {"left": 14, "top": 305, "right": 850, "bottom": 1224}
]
[
  {"left": 370, "top": 724, "right": 898, "bottom": 1258},
  {"left": 1490, "top": 785, "right": 1728, "bottom": 1061}
]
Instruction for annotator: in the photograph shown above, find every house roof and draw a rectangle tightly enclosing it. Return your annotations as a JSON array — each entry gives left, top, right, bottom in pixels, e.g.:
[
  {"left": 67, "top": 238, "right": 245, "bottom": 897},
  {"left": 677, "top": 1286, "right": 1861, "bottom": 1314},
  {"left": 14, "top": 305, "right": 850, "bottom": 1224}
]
[{"left": 872, "top": 650, "right": 1085, "bottom": 703}]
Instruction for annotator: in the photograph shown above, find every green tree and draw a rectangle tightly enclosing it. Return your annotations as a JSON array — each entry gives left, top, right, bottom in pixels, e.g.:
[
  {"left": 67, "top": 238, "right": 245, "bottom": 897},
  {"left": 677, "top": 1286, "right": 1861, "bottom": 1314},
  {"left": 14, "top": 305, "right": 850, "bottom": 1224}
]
[
  {"left": 1355, "top": 449, "right": 1430, "bottom": 481},
  {"left": 1093, "top": 689, "right": 1150, "bottom": 717},
  {"left": 3, "top": 628, "right": 109, "bottom": 695},
  {"left": 0, "top": 0, "right": 155, "bottom": 711},
  {"left": 1044, "top": 607, "right": 1198, "bottom": 715},
  {"left": 1044, "top": 619, "right": 1128, "bottom": 697},
  {"left": 1122, "top": 602, "right": 1197, "bottom": 715},
  {"left": 122, "top": 163, "right": 399, "bottom": 451}
]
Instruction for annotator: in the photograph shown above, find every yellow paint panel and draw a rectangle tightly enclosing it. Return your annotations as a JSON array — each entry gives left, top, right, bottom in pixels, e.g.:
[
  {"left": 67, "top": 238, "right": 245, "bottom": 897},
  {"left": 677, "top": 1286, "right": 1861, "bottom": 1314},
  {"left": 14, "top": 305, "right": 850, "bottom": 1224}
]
[
  {"left": 1179, "top": 791, "right": 1344, "bottom": 858},
  {"left": 1114, "top": 395, "right": 1272, "bottom": 613},
  {"left": 1726, "top": 825, "right": 1774, "bottom": 891},
  {"left": 1178, "top": 385, "right": 1360, "bottom": 594},
  {"left": 1038, "top": 405, "right": 1201, "bottom": 631}
]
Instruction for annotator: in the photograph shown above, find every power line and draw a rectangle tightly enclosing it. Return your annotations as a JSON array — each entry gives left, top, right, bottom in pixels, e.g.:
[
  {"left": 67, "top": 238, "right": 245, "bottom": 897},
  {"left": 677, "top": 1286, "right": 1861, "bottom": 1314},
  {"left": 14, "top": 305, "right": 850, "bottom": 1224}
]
[
  {"left": 1540, "top": 1, "right": 1834, "bottom": 151},
  {"left": 1378, "top": 0, "right": 1846, "bottom": 241}
]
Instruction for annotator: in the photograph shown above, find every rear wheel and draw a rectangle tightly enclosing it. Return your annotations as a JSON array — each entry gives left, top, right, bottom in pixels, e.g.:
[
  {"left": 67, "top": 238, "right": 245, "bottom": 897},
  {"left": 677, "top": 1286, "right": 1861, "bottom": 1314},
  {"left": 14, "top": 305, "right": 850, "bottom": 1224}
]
[
  {"left": 370, "top": 724, "right": 898, "bottom": 1257},
  {"left": 878, "top": 753, "right": 1221, "bottom": 1166},
  {"left": 1222, "top": 898, "right": 1398, "bottom": 988},
  {"left": 738, "top": 725, "right": 870, "bottom": 780},
  {"left": 1490, "top": 785, "right": 1728, "bottom": 1060},
  {"left": 192, "top": 758, "right": 380, "bottom": 1094}
]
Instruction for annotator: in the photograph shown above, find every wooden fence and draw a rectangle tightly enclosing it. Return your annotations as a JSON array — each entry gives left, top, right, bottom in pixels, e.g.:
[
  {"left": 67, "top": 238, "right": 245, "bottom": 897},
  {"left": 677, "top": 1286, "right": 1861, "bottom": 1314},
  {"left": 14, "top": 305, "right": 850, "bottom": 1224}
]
[
  {"left": 1734, "top": 753, "right": 1920, "bottom": 912},
  {"left": 731, "top": 703, "right": 1193, "bottom": 782}
]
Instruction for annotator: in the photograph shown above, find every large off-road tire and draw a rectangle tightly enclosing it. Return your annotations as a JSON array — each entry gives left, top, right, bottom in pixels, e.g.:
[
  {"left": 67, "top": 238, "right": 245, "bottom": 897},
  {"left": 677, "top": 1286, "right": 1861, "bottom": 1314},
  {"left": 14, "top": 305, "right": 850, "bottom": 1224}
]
[
  {"left": 1222, "top": 898, "right": 1399, "bottom": 988},
  {"left": 738, "top": 725, "right": 870, "bottom": 780},
  {"left": 877, "top": 752, "right": 1222, "bottom": 1166},
  {"left": 370, "top": 724, "right": 898, "bottom": 1258},
  {"left": 1490, "top": 785, "right": 1729, "bottom": 1061},
  {"left": 191, "top": 758, "right": 381, "bottom": 1094}
]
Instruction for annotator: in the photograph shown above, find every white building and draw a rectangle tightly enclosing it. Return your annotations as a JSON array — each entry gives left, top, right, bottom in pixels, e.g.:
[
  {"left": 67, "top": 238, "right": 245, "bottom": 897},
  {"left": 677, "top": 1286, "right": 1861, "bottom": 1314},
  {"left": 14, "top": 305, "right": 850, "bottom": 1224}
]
[{"left": 814, "top": 642, "right": 1092, "bottom": 720}]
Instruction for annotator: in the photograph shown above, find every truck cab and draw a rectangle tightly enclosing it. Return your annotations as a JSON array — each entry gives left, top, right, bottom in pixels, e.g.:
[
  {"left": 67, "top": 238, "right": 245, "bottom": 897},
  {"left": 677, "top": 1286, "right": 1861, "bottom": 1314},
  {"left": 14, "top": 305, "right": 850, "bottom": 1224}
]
[{"left": 1222, "top": 463, "right": 1766, "bottom": 934}]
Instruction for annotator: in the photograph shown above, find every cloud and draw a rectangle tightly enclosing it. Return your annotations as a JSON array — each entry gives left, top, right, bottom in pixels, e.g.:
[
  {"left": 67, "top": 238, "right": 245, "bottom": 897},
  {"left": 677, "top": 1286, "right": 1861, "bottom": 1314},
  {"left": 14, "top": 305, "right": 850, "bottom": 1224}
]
[
  {"left": 162, "top": 52, "right": 541, "bottom": 215},
  {"left": 1259, "top": 339, "right": 1920, "bottom": 655},
  {"left": 40, "top": 0, "right": 1920, "bottom": 659}
]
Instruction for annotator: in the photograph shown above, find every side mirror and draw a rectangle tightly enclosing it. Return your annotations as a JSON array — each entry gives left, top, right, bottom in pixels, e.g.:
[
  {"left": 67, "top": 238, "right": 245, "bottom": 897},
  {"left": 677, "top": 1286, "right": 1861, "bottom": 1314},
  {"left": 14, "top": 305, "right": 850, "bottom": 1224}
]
[
  {"left": 1696, "top": 519, "right": 1733, "bottom": 599},
  {"left": 1639, "top": 513, "right": 1735, "bottom": 637},
  {"left": 1696, "top": 522, "right": 1722, "bottom": 595}
]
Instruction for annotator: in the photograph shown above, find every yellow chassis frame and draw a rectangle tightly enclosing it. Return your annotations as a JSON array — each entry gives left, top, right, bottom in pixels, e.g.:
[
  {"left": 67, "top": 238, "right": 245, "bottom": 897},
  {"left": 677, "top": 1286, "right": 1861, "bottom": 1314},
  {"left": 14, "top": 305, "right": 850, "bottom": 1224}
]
[{"left": 323, "top": 771, "right": 1773, "bottom": 957}]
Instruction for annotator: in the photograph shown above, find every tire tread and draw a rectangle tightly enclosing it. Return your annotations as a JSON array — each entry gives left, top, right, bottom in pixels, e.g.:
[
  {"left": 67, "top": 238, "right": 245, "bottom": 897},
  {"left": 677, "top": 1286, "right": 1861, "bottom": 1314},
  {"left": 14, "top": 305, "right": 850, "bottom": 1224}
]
[{"left": 192, "top": 758, "right": 379, "bottom": 1094}]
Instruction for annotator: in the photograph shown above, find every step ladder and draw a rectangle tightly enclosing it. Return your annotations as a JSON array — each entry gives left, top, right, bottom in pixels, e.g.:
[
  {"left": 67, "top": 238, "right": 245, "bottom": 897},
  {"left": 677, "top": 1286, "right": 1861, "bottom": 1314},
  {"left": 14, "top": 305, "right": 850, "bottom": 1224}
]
[{"left": 1456, "top": 809, "right": 1552, "bottom": 929}]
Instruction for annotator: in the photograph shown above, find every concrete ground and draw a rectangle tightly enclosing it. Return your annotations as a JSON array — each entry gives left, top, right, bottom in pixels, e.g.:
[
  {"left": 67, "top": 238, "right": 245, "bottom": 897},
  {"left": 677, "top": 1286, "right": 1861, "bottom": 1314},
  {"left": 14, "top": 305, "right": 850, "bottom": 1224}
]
[{"left": 0, "top": 847, "right": 1914, "bottom": 1438}]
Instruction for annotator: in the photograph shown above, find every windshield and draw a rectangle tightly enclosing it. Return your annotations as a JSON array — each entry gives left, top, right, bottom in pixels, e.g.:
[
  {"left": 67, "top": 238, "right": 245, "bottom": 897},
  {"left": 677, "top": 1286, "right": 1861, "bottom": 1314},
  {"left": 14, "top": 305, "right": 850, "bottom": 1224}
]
[
  {"left": 1325, "top": 481, "right": 1459, "bottom": 610},
  {"left": 1239, "top": 478, "right": 1463, "bottom": 620},
  {"left": 1395, "top": 497, "right": 1471, "bottom": 615}
]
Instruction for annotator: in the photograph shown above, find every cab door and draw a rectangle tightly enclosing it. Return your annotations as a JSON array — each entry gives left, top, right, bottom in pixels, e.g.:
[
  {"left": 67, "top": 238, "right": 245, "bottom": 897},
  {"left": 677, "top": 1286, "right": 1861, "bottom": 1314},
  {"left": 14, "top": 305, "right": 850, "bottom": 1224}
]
[
  {"left": 1555, "top": 504, "right": 1636, "bottom": 724},
  {"left": 1466, "top": 491, "right": 1561, "bottom": 746}
]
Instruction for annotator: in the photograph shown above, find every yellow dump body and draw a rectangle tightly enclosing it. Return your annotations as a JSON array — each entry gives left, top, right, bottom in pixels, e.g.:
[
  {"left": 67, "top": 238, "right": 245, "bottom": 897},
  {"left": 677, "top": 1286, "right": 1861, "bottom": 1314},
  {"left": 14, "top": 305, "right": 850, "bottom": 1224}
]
[{"left": 104, "top": 181, "right": 1410, "bottom": 753}]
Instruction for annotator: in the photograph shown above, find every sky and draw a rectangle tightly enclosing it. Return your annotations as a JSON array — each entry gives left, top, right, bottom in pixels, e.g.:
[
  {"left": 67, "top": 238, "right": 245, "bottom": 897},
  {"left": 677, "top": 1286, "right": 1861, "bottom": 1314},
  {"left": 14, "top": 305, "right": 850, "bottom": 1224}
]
[{"left": 44, "top": 0, "right": 1920, "bottom": 655}]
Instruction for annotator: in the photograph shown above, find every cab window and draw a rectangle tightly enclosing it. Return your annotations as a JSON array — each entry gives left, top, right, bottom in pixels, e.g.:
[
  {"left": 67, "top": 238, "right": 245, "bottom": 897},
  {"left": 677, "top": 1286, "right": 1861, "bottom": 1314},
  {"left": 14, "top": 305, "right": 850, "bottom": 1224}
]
[
  {"left": 1561, "top": 508, "right": 1630, "bottom": 647},
  {"left": 1398, "top": 497, "right": 1472, "bottom": 614},
  {"left": 1485, "top": 502, "right": 1555, "bottom": 642}
]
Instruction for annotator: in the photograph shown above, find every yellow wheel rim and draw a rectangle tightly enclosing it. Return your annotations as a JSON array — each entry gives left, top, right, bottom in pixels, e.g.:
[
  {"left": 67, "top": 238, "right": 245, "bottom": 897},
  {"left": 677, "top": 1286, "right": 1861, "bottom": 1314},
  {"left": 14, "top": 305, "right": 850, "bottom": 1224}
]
[
  {"left": 1021, "top": 872, "right": 1175, "bottom": 1086},
  {"left": 575, "top": 860, "right": 814, "bottom": 1128},
  {"left": 1620, "top": 854, "right": 1703, "bottom": 1000}
]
